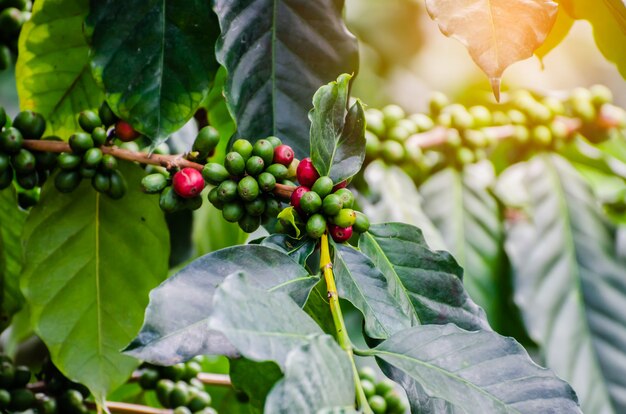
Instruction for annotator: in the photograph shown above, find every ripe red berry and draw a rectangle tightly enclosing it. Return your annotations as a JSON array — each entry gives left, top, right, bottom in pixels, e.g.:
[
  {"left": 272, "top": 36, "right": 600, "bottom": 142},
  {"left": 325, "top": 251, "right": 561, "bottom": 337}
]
[
  {"left": 296, "top": 157, "right": 319, "bottom": 187},
  {"left": 115, "top": 120, "right": 140, "bottom": 142},
  {"left": 290, "top": 185, "right": 309, "bottom": 216},
  {"left": 172, "top": 168, "right": 205, "bottom": 198},
  {"left": 329, "top": 224, "right": 353, "bottom": 243},
  {"left": 273, "top": 144, "right": 294, "bottom": 166}
]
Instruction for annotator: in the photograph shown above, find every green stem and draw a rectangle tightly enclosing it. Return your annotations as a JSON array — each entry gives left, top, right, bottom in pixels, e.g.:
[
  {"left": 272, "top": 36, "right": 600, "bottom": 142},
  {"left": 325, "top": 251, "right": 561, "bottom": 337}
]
[{"left": 320, "top": 234, "right": 373, "bottom": 414}]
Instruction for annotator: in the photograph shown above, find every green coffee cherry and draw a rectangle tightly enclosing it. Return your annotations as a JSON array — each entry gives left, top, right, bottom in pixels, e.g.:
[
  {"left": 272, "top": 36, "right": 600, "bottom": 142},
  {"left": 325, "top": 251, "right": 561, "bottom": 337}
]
[
  {"left": 311, "top": 176, "right": 333, "bottom": 198},
  {"left": 169, "top": 382, "right": 190, "bottom": 407},
  {"left": 387, "top": 125, "right": 411, "bottom": 142},
  {"left": 156, "top": 379, "right": 175, "bottom": 408},
  {"left": 0, "top": 127, "right": 24, "bottom": 154},
  {"left": 0, "top": 168, "right": 12, "bottom": 190},
  {"left": 187, "top": 389, "right": 212, "bottom": 411},
  {"left": 232, "top": 138, "right": 253, "bottom": 160},
  {"left": 222, "top": 201, "right": 245, "bottom": 222},
  {"left": 119, "top": 141, "right": 139, "bottom": 152},
  {"left": 381, "top": 140, "right": 405, "bottom": 164},
  {"left": 306, "top": 214, "right": 326, "bottom": 238},
  {"left": 80, "top": 166, "right": 97, "bottom": 178},
  {"left": 108, "top": 169, "right": 126, "bottom": 199},
  {"left": 12, "top": 149, "right": 36, "bottom": 174},
  {"left": 38, "top": 396, "right": 57, "bottom": 414},
  {"left": 225, "top": 151, "right": 246, "bottom": 176},
  {"left": 139, "top": 369, "right": 160, "bottom": 390},
  {"left": 322, "top": 193, "right": 343, "bottom": 216},
  {"left": 266, "top": 135, "right": 282, "bottom": 148},
  {"left": 358, "top": 366, "right": 377, "bottom": 383},
  {"left": 55, "top": 170, "right": 81, "bottom": 193},
  {"left": 193, "top": 126, "right": 220, "bottom": 157},
  {"left": 368, "top": 395, "right": 387, "bottom": 414},
  {"left": 252, "top": 139, "right": 274, "bottom": 165},
  {"left": 409, "top": 113, "right": 435, "bottom": 132},
  {"left": 469, "top": 105, "right": 492, "bottom": 127},
  {"left": 160, "top": 187, "right": 183, "bottom": 213},
  {"left": 91, "top": 126, "right": 107, "bottom": 147},
  {"left": 382, "top": 104, "right": 405, "bottom": 128},
  {"left": 361, "top": 379, "right": 376, "bottom": 398},
  {"left": 208, "top": 187, "right": 224, "bottom": 209},
  {"left": 334, "top": 188, "right": 354, "bottom": 209},
  {"left": 300, "top": 191, "right": 322, "bottom": 215},
  {"left": 429, "top": 91, "right": 449, "bottom": 116},
  {"left": 365, "top": 109, "right": 385, "bottom": 136},
  {"left": 217, "top": 180, "right": 238, "bottom": 202},
  {"left": 257, "top": 172, "right": 276, "bottom": 192},
  {"left": 185, "top": 196, "right": 203, "bottom": 211},
  {"left": 239, "top": 213, "right": 261, "bottom": 233},
  {"left": 98, "top": 101, "right": 118, "bottom": 127},
  {"left": 101, "top": 154, "right": 118, "bottom": 171},
  {"left": 202, "top": 163, "right": 230, "bottom": 185},
  {"left": 507, "top": 109, "right": 527, "bottom": 125},
  {"left": 183, "top": 361, "right": 202, "bottom": 381},
  {"left": 266, "top": 163, "right": 288, "bottom": 180},
  {"left": 13, "top": 110, "right": 46, "bottom": 140},
  {"left": 332, "top": 208, "right": 356, "bottom": 227},
  {"left": 0, "top": 153, "right": 9, "bottom": 172},
  {"left": 531, "top": 125, "right": 552, "bottom": 146},
  {"left": 456, "top": 147, "right": 475, "bottom": 166},
  {"left": 245, "top": 155, "right": 265, "bottom": 176},
  {"left": 82, "top": 147, "right": 103, "bottom": 168},
  {"left": 589, "top": 84, "right": 613, "bottom": 107},
  {"left": 365, "top": 130, "right": 381, "bottom": 159},
  {"left": 384, "top": 391, "right": 404, "bottom": 413},
  {"left": 142, "top": 173, "right": 168, "bottom": 194},
  {"left": 237, "top": 175, "right": 259, "bottom": 201},
  {"left": 78, "top": 110, "right": 102, "bottom": 133},
  {"left": 375, "top": 378, "right": 395, "bottom": 396},
  {"left": 265, "top": 197, "right": 281, "bottom": 217},
  {"left": 92, "top": 172, "right": 111, "bottom": 193},
  {"left": 9, "top": 388, "right": 35, "bottom": 412},
  {"left": 245, "top": 197, "right": 265, "bottom": 216},
  {"left": 69, "top": 132, "right": 94, "bottom": 154},
  {"left": 353, "top": 211, "right": 370, "bottom": 233},
  {"left": 58, "top": 153, "right": 81, "bottom": 170}
]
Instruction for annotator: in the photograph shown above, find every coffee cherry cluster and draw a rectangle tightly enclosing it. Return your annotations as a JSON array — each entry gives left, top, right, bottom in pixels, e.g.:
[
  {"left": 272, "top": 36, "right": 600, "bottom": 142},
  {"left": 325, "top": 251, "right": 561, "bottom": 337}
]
[
  {"left": 0, "top": 354, "right": 90, "bottom": 414},
  {"left": 358, "top": 367, "right": 406, "bottom": 414},
  {"left": 204, "top": 136, "right": 295, "bottom": 233},
  {"left": 0, "top": 108, "right": 57, "bottom": 207},
  {"left": 138, "top": 359, "right": 217, "bottom": 414},
  {"left": 364, "top": 85, "right": 626, "bottom": 183},
  {"left": 0, "top": 0, "right": 31, "bottom": 71},
  {"left": 142, "top": 127, "right": 220, "bottom": 214},
  {"left": 282, "top": 157, "right": 370, "bottom": 243},
  {"left": 53, "top": 103, "right": 128, "bottom": 198}
]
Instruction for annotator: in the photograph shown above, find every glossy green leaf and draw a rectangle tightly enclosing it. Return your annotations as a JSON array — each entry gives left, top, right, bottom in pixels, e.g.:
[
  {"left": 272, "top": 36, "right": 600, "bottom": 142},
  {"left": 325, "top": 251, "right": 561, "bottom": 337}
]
[
  {"left": 16, "top": 0, "right": 103, "bottom": 137},
  {"left": 333, "top": 243, "right": 413, "bottom": 339},
  {"left": 370, "top": 324, "right": 581, "bottom": 413},
  {"left": 505, "top": 154, "right": 626, "bottom": 414},
  {"left": 260, "top": 233, "right": 317, "bottom": 269},
  {"left": 125, "top": 245, "right": 318, "bottom": 364},
  {"left": 264, "top": 335, "right": 355, "bottom": 413},
  {"left": 87, "top": 0, "right": 220, "bottom": 142},
  {"left": 277, "top": 206, "right": 302, "bottom": 238},
  {"left": 230, "top": 358, "right": 283, "bottom": 411},
  {"left": 21, "top": 162, "right": 170, "bottom": 405},
  {"left": 208, "top": 273, "right": 323, "bottom": 367},
  {"left": 310, "top": 74, "right": 366, "bottom": 182},
  {"left": 0, "top": 187, "right": 27, "bottom": 330},
  {"left": 302, "top": 280, "right": 335, "bottom": 338},
  {"left": 361, "top": 162, "right": 446, "bottom": 250},
  {"left": 420, "top": 163, "right": 509, "bottom": 331},
  {"left": 562, "top": 0, "right": 626, "bottom": 78},
  {"left": 213, "top": 0, "right": 359, "bottom": 158},
  {"left": 359, "top": 223, "right": 490, "bottom": 332},
  {"left": 205, "top": 66, "right": 236, "bottom": 163}
]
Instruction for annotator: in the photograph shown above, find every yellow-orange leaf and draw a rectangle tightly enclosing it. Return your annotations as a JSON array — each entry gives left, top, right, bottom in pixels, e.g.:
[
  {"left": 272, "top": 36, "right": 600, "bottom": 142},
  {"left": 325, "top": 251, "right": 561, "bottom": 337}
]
[
  {"left": 535, "top": 7, "right": 574, "bottom": 64},
  {"left": 425, "top": 0, "right": 558, "bottom": 100}
]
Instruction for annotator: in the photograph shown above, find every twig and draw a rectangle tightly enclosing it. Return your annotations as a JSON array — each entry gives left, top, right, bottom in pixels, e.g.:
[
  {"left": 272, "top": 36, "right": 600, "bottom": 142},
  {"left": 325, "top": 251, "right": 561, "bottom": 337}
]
[
  {"left": 85, "top": 401, "right": 171, "bottom": 414},
  {"left": 130, "top": 370, "right": 232, "bottom": 387}
]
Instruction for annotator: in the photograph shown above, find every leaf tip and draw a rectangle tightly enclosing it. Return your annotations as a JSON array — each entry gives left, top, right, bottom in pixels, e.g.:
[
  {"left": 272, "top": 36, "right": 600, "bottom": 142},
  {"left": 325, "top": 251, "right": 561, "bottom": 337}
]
[{"left": 490, "top": 77, "right": 502, "bottom": 102}]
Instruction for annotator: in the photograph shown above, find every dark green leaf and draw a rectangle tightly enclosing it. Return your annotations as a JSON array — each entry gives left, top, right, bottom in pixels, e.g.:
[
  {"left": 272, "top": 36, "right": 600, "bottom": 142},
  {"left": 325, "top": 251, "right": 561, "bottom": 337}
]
[
  {"left": 359, "top": 223, "right": 490, "bottom": 332},
  {"left": 16, "top": 0, "right": 103, "bottom": 137},
  {"left": 303, "top": 280, "right": 335, "bottom": 338},
  {"left": 125, "top": 245, "right": 318, "bottom": 364},
  {"left": 230, "top": 358, "right": 283, "bottom": 411},
  {"left": 87, "top": 0, "right": 220, "bottom": 141},
  {"left": 208, "top": 273, "right": 323, "bottom": 367},
  {"left": 370, "top": 324, "right": 581, "bottom": 413},
  {"left": 420, "top": 163, "right": 509, "bottom": 332},
  {"left": 264, "top": 336, "right": 355, "bottom": 413},
  {"left": 0, "top": 187, "right": 27, "bottom": 330},
  {"left": 333, "top": 243, "right": 413, "bottom": 339},
  {"left": 21, "top": 162, "right": 170, "bottom": 404},
  {"left": 310, "top": 74, "right": 366, "bottom": 182},
  {"left": 260, "top": 233, "right": 317, "bottom": 268},
  {"left": 505, "top": 154, "right": 626, "bottom": 414},
  {"left": 213, "top": 0, "right": 359, "bottom": 158}
]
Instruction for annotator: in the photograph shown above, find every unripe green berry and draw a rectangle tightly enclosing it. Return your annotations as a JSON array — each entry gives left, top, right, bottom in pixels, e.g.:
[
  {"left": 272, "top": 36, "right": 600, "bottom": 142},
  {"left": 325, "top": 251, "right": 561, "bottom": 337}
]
[
  {"left": 266, "top": 163, "right": 288, "bottom": 181},
  {"left": 353, "top": 211, "right": 370, "bottom": 233},
  {"left": 225, "top": 151, "right": 246, "bottom": 176},
  {"left": 0, "top": 127, "right": 23, "bottom": 154},
  {"left": 361, "top": 379, "right": 376, "bottom": 398},
  {"left": 58, "top": 153, "right": 81, "bottom": 170},
  {"left": 55, "top": 170, "right": 81, "bottom": 193},
  {"left": 202, "top": 163, "right": 230, "bottom": 185},
  {"left": 332, "top": 208, "right": 356, "bottom": 228},
  {"left": 101, "top": 154, "right": 118, "bottom": 171},
  {"left": 13, "top": 110, "right": 46, "bottom": 140},
  {"left": 217, "top": 180, "right": 238, "bottom": 202},
  {"left": 160, "top": 187, "right": 183, "bottom": 213},
  {"left": 300, "top": 191, "right": 322, "bottom": 215},
  {"left": 429, "top": 91, "right": 449, "bottom": 116},
  {"left": 245, "top": 197, "right": 266, "bottom": 216},
  {"left": 265, "top": 197, "right": 281, "bottom": 217},
  {"left": 252, "top": 139, "right": 274, "bottom": 165},
  {"left": 358, "top": 366, "right": 377, "bottom": 383},
  {"left": 306, "top": 214, "right": 326, "bottom": 238},
  {"left": 169, "top": 382, "right": 190, "bottom": 408},
  {"left": 381, "top": 140, "right": 405, "bottom": 164},
  {"left": 322, "top": 193, "right": 343, "bottom": 216},
  {"left": 368, "top": 395, "right": 387, "bottom": 414},
  {"left": 334, "top": 188, "right": 354, "bottom": 209},
  {"left": 0, "top": 168, "right": 12, "bottom": 190},
  {"left": 78, "top": 110, "right": 102, "bottom": 133},
  {"left": 266, "top": 136, "right": 282, "bottom": 148},
  {"left": 142, "top": 173, "right": 168, "bottom": 193},
  {"left": 193, "top": 126, "right": 220, "bottom": 157},
  {"left": 12, "top": 149, "right": 36, "bottom": 174},
  {"left": 108, "top": 169, "right": 126, "bottom": 199},
  {"left": 382, "top": 104, "right": 405, "bottom": 127},
  {"left": 239, "top": 213, "right": 261, "bottom": 233},
  {"left": 207, "top": 187, "right": 223, "bottom": 209},
  {"left": 91, "top": 127, "right": 107, "bottom": 147},
  {"left": 376, "top": 378, "right": 396, "bottom": 396},
  {"left": 311, "top": 176, "right": 333, "bottom": 198},
  {"left": 222, "top": 201, "right": 245, "bottom": 222},
  {"left": 232, "top": 138, "right": 253, "bottom": 160},
  {"left": 69, "top": 132, "right": 94, "bottom": 154},
  {"left": 245, "top": 155, "right": 265, "bottom": 176},
  {"left": 139, "top": 369, "right": 160, "bottom": 390},
  {"left": 98, "top": 101, "right": 118, "bottom": 127},
  {"left": 365, "top": 109, "right": 385, "bottom": 136},
  {"left": 238, "top": 175, "right": 259, "bottom": 201},
  {"left": 0, "top": 153, "right": 9, "bottom": 173},
  {"left": 257, "top": 172, "right": 276, "bottom": 192},
  {"left": 92, "top": 172, "right": 111, "bottom": 193},
  {"left": 82, "top": 147, "right": 103, "bottom": 168},
  {"left": 365, "top": 130, "right": 381, "bottom": 159},
  {"left": 531, "top": 125, "right": 552, "bottom": 146},
  {"left": 0, "top": 106, "right": 6, "bottom": 130},
  {"left": 16, "top": 171, "right": 37, "bottom": 189}
]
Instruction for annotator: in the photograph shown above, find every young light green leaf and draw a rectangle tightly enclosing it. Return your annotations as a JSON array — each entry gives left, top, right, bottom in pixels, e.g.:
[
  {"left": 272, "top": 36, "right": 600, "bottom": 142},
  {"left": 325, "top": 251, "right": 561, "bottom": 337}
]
[
  {"left": 333, "top": 243, "right": 413, "bottom": 339},
  {"left": 0, "top": 187, "right": 27, "bottom": 330},
  {"left": 359, "top": 223, "right": 490, "bottom": 332},
  {"left": 208, "top": 273, "right": 323, "bottom": 367},
  {"left": 310, "top": 74, "right": 366, "bottom": 182},
  {"left": 87, "top": 1, "right": 220, "bottom": 142},
  {"left": 425, "top": 0, "right": 558, "bottom": 99},
  {"left": 277, "top": 206, "right": 302, "bottom": 238},
  {"left": 125, "top": 245, "right": 318, "bottom": 365},
  {"left": 419, "top": 163, "right": 510, "bottom": 332},
  {"left": 371, "top": 324, "right": 581, "bottom": 413},
  {"left": 213, "top": 0, "right": 359, "bottom": 158},
  {"left": 21, "top": 162, "right": 170, "bottom": 405},
  {"left": 505, "top": 154, "right": 626, "bottom": 414},
  {"left": 264, "top": 336, "right": 355, "bottom": 413},
  {"left": 16, "top": 0, "right": 103, "bottom": 137}
]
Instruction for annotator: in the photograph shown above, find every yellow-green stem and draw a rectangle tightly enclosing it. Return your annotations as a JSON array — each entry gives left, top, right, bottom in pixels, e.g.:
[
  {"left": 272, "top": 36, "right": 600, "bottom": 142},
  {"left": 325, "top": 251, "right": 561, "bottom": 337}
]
[{"left": 320, "top": 234, "right": 373, "bottom": 414}]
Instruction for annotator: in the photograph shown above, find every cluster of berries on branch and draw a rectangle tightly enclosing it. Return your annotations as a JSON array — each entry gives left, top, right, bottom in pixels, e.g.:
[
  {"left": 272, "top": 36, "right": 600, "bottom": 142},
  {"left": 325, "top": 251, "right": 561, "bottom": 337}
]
[
  {"left": 0, "top": 0, "right": 30, "bottom": 70},
  {"left": 357, "top": 366, "right": 407, "bottom": 414}
]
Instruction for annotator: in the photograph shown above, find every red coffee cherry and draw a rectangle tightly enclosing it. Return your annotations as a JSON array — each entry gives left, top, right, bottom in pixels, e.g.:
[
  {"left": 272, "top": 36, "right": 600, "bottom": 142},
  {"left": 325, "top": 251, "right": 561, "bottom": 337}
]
[
  {"left": 329, "top": 224, "right": 353, "bottom": 243},
  {"left": 273, "top": 144, "right": 294, "bottom": 166},
  {"left": 115, "top": 120, "right": 140, "bottom": 142},
  {"left": 290, "top": 185, "right": 309, "bottom": 216},
  {"left": 172, "top": 168, "right": 205, "bottom": 198},
  {"left": 296, "top": 157, "right": 319, "bottom": 187}
]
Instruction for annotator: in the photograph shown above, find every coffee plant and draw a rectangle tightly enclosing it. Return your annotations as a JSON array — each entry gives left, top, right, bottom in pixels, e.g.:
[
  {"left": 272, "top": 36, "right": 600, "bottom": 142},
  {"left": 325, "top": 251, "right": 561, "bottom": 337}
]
[{"left": 0, "top": 0, "right": 625, "bottom": 413}]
